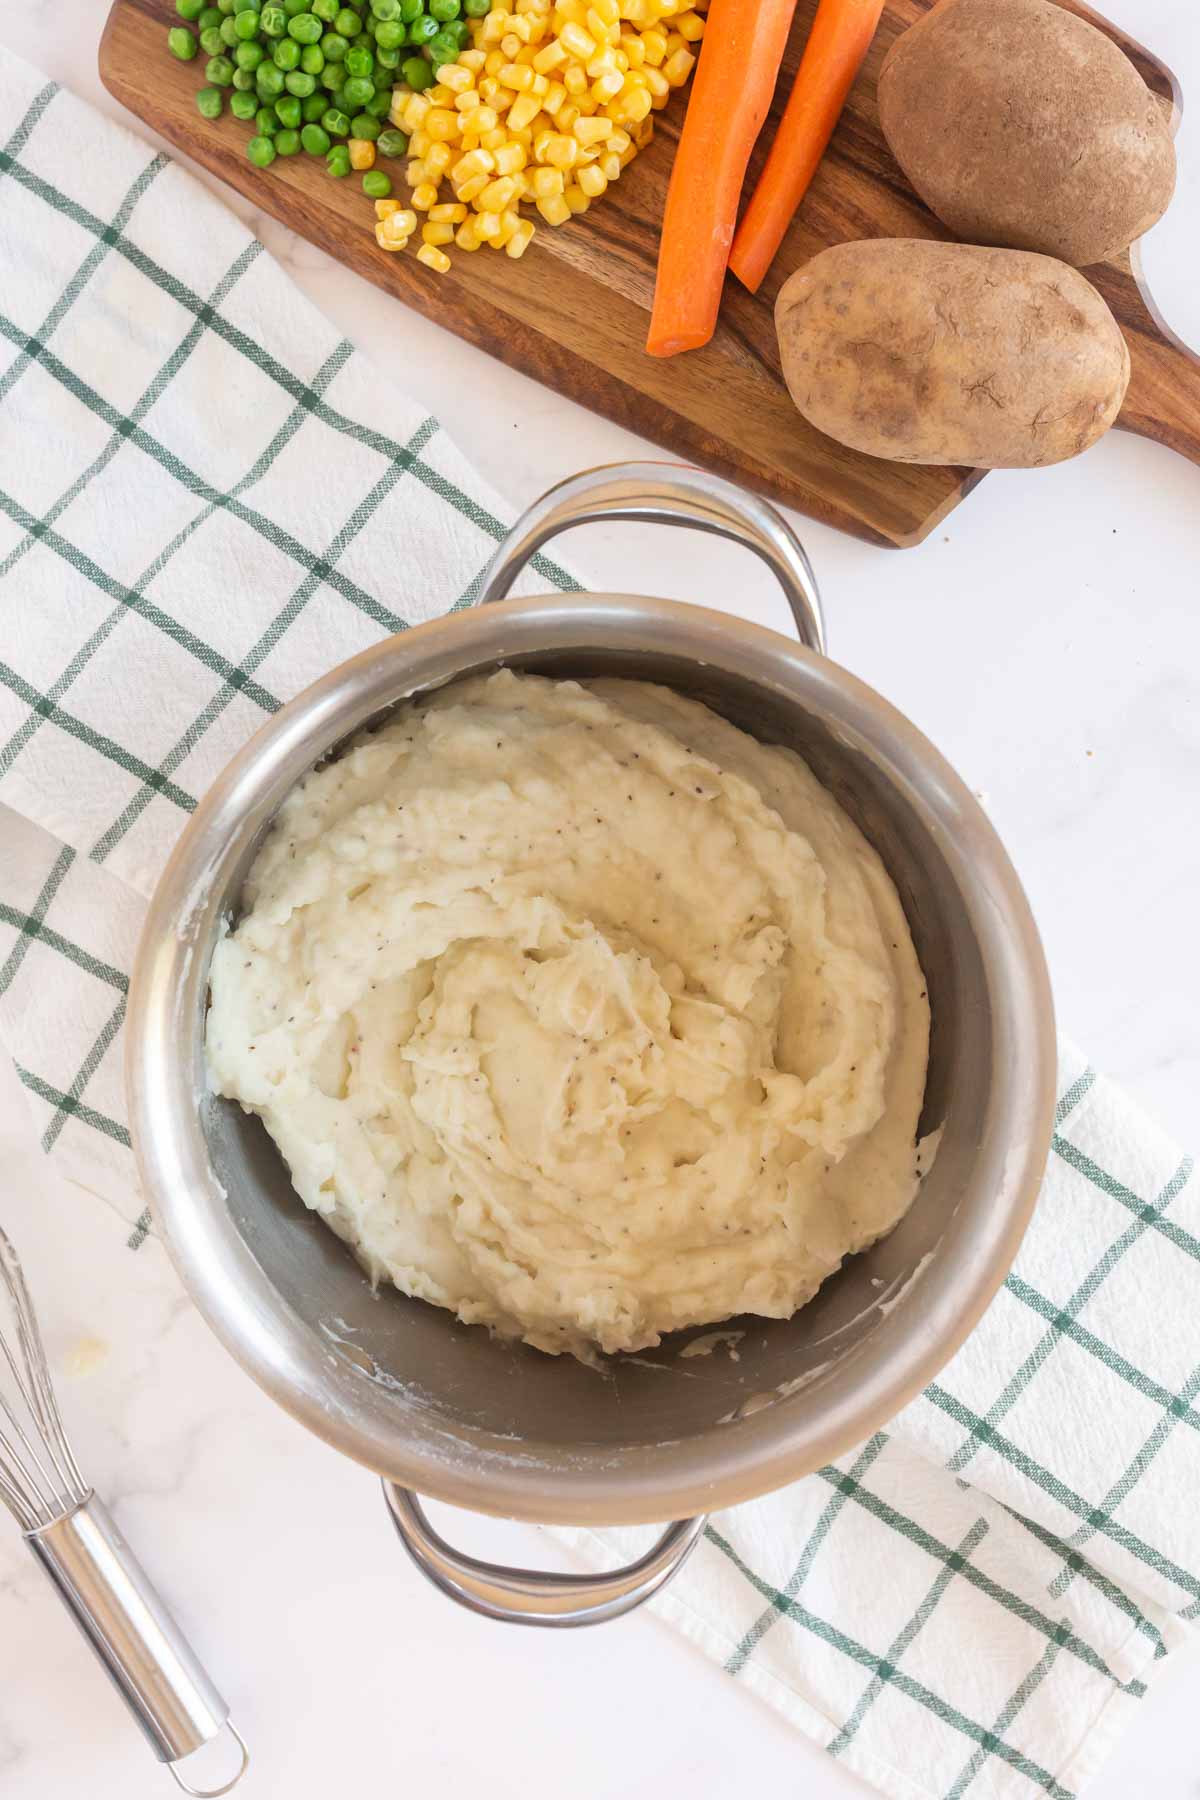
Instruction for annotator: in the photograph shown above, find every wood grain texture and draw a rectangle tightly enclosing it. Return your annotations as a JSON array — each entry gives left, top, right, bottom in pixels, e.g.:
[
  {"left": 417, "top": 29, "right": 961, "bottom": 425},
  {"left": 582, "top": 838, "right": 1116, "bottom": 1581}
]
[{"left": 99, "top": 0, "right": 1199, "bottom": 547}]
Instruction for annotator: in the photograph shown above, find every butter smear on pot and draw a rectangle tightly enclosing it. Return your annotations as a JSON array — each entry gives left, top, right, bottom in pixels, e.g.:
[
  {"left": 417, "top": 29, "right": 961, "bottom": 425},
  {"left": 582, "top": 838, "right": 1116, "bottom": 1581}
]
[{"left": 206, "top": 670, "right": 930, "bottom": 1359}]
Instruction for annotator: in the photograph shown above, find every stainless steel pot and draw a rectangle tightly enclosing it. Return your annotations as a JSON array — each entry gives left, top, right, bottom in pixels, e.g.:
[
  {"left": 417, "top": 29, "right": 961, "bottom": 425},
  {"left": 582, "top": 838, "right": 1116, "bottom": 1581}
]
[{"left": 126, "top": 463, "right": 1055, "bottom": 1628}]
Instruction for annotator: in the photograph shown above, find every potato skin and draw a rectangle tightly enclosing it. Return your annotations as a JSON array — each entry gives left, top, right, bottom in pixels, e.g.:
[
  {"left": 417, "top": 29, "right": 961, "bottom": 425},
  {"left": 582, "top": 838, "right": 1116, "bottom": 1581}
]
[
  {"left": 878, "top": 0, "right": 1176, "bottom": 270},
  {"left": 775, "top": 239, "right": 1130, "bottom": 468}
]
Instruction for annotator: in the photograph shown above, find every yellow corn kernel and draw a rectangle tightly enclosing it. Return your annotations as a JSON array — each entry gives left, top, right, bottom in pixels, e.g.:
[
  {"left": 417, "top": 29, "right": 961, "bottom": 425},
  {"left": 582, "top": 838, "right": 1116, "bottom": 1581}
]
[
  {"left": 633, "top": 114, "right": 654, "bottom": 148},
  {"left": 459, "top": 132, "right": 481, "bottom": 153},
  {"left": 573, "top": 115, "right": 610, "bottom": 145},
  {"left": 412, "top": 181, "right": 440, "bottom": 210},
  {"left": 422, "top": 221, "right": 456, "bottom": 246},
  {"left": 506, "top": 218, "right": 536, "bottom": 258},
  {"left": 453, "top": 147, "right": 495, "bottom": 182},
  {"left": 426, "top": 84, "right": 453, "bottom": 105},
  {"left": 392, "top": 208, "right": 419, "bottom": 234},
  {"left": 424, "top": 108, "right": 459, "bottom": 142},
  {"left": 623, "top": 0, "right": 647, "bottom": 19},
  {"left": 621, "top": 33, "right": 643, "bottom": 67},
  {"left": 417, "top": 243, "right": 452, "bottom": 273},
  {"left": 497, "top": 62, "right": 532, "bottom": 89},
  {"left": 640, "top": 26, "right": 666, "bottom": 63},
  {"left": 587, "top": 10, "right": 619, "bottom": 45},
  {"left": 374, "top": 221, "right": 407, "bottom": 253},
  {"left": 510, "top": 123, "right": 537, "bottom": 146},
  {"left": 481, "top": 125, "right": 509, "bottom": 149},
  {"left": 479, "top": 9, "right": 507, "bottom": 38},
  {"left": 591, "top": 0, "right": 619, "bottom": 21},
  {"left": 559, "top": 20, "right": 596, "bottom": 57},
  {"left": 377, "top": 211, "right": 413, "bottom": 245},
  {"left": 563, "top": 182, "right": 589, "bottom": 213},
  {"left": 455, "top": 217, "right": 484, "bottom": 249},
  {"left": 390, "top": 92, "right": 409, "bottom": 128},
  {"left": 491, "top": 207, "right": 521, "bottom": 245},
  {"left": 623, "top": 85, "right": 652, "bottom": 120},
  {"left": 438, "top": 61, "right": 474, "bottom": 92},
  {"left": 456, "top": 172, "right": 491, "bottom": 201},
  {"left": 663, "top": 46, "right": 695, "bottom": 84},
  {"left": 429, "top": 201, "right": 468, "bottom": 223},
  {"left": 425, "top": 141, "right": 453, "bottom": 178},
  {"left": 586, "top": 45, "right": 618, "bottom": 78},
  {"left": 558, "top": 101, "right": 580, "bottom": 131},
  {"left": 454, "top": 89, "right": 481, "bottom": 112},
  {"left": 604, "top": 127, "right": 631, "bottom": 153},
  {"left": 563, "top": 62, "right": 588, "bottom": 94},
  {"left": 544, "top": 133, "right": 578, "bottom": 168},
  {"left": 541, "top": 80, "right": 567, "bottom": 115},
  {"left": 674, "top": 7, "right": 703, "bottom": 35},
  {"left": 641, "top": 63, "right": 669, "bottom": 98},
  {"left": 462, "top": 105, "right": 500, "bottom": 135},
  {"left": 500, "top": 30, "right": 522, "bottom": 55},
  {"left": 482, "top": 56, "right": 504, "bottom": 81},
  {"left": 487, "top": 141, "right": 522, "bottom": 175},
  {"left": 460, "top": 46, "right": 487, "bottom": 71},
  {"left": 599, "top": 149, "right": 621, "bottom": 180},
  {"left": 592, "top": 70, "right": 624, "bottom": 100},
  {"left": 532, "top": 128, "right": 555, "bottom": 161},
  {"left": 577, "top": 161, "right": 608, "bottom": 196},
  {"left": 404, "top": 92, "right": 431, "bottom": 125},
  {"left": 507, "top": 15, "right": 533, "bottom": 41},
  {"left": 410, "top": 128, "right": 432, "bottom": 157},
  {"left": 505, "top": 91, "right": 541, "bottom": 131},
  {"left": 529, "top": 164, "right": 564, "bottom": 196},
  {"left": 475, "top": 209, "right": 502, "bottom": 240},
  {"left": 536, "top": 191, "right": 571, "bottom": 225},
  {"left": 531, "top": 38, "right": 566, "bottom": 72},
  {"left": 405, "top": 159, "right": 428, "bottom": 185},
  {"left": 556, "top": 0, "right": 585, "bottom": 19},
  {"left": 478, "top": 174, "right": 518, "bottom": 211},
  {"left": 375, "top": 197, "right": 400, "bottom": 218},
  {"left": 664, "top": 28, "right": 687, "bottom": 53},
  {"left": 347, "top": 138, "right": 375, "bottom": 171},
  {"left": 618, "top": 140, "right": 637, "bottom": 166}
]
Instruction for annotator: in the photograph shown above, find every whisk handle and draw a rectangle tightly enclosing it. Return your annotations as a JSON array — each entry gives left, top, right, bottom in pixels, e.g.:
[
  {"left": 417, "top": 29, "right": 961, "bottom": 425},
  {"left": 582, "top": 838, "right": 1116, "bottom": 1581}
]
[{"left": 26, "top": 1494, "right": 248, "bottom": 1794}]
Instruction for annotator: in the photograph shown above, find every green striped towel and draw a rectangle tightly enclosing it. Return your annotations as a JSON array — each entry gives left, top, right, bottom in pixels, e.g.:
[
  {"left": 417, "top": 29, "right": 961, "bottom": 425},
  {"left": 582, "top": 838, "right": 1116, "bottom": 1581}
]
[{"left": 3, "top": 49, "right": 1199, "bottom": 1800}]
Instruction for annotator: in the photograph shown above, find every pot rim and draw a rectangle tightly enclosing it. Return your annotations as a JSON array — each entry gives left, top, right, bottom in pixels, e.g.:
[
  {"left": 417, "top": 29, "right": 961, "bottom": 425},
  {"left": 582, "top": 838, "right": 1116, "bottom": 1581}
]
[{"left": 126, "top": 591, "right": 1055, "bottom": 1526}]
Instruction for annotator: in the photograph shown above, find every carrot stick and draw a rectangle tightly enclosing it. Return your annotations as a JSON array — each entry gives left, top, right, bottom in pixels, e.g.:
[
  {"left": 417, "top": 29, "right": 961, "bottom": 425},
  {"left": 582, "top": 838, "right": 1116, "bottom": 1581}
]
[
  {"left": 729, "top": 0, "right": 885, "bottom": 294},
  {"left": 646, "top": 0, "right": 799, "bottom": 359}
]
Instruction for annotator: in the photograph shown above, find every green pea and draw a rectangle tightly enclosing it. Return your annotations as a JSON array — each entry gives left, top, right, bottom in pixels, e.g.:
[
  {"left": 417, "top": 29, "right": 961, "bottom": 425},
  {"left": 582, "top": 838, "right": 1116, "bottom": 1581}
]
[
  {"left": 427, "top": 30, "right": 457, "bottom": 63},
  {"left": 199, "top": 23, "right": 224, "bottom": 50},
  {"left": 256, "top": 58, "right": 286, "bottom": 91},
  {"left": 300, "top": 42, "right": 324, "bottom": 70},
  {"left": 217, "top": 0, "right": 237, "bottom": 11},
  {"left": 168, "top": 26, "right": 198, "bottom": 58},
  {"left": 374, "top": 19, "right": 403, "bottom": 48},
  {"left": 362, "top": 169, "right": 392, "bottom": 197},
  {"left": 334, "top": 7, "right": 361, "bottom": 34},
  {"left": 235, "top": 0, "right": 259, "bottom": 10},
  {"left": 255, "top": 105, "right": 280, "bottom": 131},
  {"left": 345, "top": 44, "right": 373, "bottom": 75},
  {"left": 259, "top": 4, "right": 287, "bottom": 33},
  {"left": 300, "top": 121, "right": 331, "bottom": 152},
  {"left": 234, "top": 8, "right": 260, "bottom": 35},
  {"left": 275, "top": 126, "right": 302, "bottom": 153},
  {"left": 371, "top": 0, "right": 400, "bottom": 17},
  {"left": 322, "top": 106, "right": 351, "bottom": 134},
  {"left": 303, "top": 92, "right": 328, "bottom": 117},
  {"left": 283, "top": 0, "right": 308, "bottom": 11},
  {"left": 287, "top": 11, "right": 323, "bottom": 41},
  {"left": 196, "top": 84, "right": 224, "bottom": 116},
  {"left": 430, "top": 0, "right": 459, "bottom": 19},
  {"left": 274, "top": 91, "right": 302, "bottom": 123},
  {"left": 340, "top": 74, "right": 374, "bottom": 107},
  {"left": 407, "top": 12, "right": 437, "bottom": 41},
  {"left": 176, "top": 0, "right": 205, "bottom": 15},
  {"left": 312, "top": 0, "right": 340, "bottom": 16},
  {"left": 285, "top": 69, "right": 317, "bottom": 93},
  {"left": 235, "top": 40, "right": 264, "bottom": 66},
  {"left": 247, "top": 133, "right": 277, "bottom": 164},
  {"left": 206, "top": 53, "right": 235, "bottom": 83},
  {"left": 399, "top": 0, "right": 422, "bottom": 19},
  {"left": 400, "top": 53, "right": 432, "bottom": 88},
  {"left": 350, "top": 111, "right": 380, "bottom": 137},
  {"left": 375, "top": 42, "right": 400, "bottom": 66},
  {"left": 326, "top": 143, "right": 352, "bottom": 175},
  {"left": 365, "top": 84, "right": 392, "bottom": 115},
  {"left": 321, "top": 66, "right": 345, "bottom": 90},
  {"left": 322, "top": 30, "right": 348, "bottom": 58},
  {"left": 230, "top": 87, "right": 259, "bottom": 115},
  {"left": 272, "top": 35, "right": 300, "bottom": 65},
  {"left": 449, "top": 16, "right": 469, "bottom": 43},
  {"left": 232, "top": 66, "right": 256, "bottom": 88},
  {"left": 376, "top": 126, "right": 407, "bottom": 156},
  {"left": 219, "top": 16, "right": 240, "bottom": 43},
  {"left": 197, "top": 2, "right": 223, "bottom": 22},
  {"left": 363, "top": 13, "right": 378, "bottom": 35}
]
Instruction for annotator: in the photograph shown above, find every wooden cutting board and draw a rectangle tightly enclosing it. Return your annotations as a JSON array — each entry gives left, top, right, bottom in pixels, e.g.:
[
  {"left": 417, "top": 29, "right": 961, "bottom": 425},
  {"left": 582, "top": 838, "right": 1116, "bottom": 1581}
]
[{"left": 100, "top": 0, "right": 1199, "bottom": 546}]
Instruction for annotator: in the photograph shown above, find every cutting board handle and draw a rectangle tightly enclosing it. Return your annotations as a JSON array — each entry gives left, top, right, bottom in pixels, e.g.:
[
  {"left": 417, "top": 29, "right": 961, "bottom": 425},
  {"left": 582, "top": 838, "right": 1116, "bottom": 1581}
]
[{"left": 1098, "top": 255, "right": 1200, "bottom": 470}]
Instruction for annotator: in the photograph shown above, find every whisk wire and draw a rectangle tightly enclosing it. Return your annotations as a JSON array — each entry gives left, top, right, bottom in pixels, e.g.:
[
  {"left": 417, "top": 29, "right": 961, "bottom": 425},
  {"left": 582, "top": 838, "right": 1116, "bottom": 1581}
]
[{"left": 0, "top": 1225, "right": 89, "bottom": 1527}]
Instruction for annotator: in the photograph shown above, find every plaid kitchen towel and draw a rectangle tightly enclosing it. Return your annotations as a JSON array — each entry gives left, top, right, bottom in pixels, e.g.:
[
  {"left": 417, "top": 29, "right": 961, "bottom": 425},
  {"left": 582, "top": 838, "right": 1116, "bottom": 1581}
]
[{"left": 2, "top": 47, "right": 1200, "bottom": 1800}]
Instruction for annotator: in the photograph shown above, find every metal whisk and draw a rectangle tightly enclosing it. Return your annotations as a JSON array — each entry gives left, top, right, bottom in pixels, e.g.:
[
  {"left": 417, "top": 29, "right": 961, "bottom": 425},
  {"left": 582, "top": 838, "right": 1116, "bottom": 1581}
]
[{"left": 0, "top": 1225, "right": 248, "bottom": 1796}]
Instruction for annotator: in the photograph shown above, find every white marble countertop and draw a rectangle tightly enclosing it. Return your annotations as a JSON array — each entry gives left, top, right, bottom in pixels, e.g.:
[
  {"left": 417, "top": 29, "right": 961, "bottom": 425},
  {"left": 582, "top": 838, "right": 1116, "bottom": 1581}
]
[{"left": 2, "top": 1, "right": 1198, "bottom": 1795}]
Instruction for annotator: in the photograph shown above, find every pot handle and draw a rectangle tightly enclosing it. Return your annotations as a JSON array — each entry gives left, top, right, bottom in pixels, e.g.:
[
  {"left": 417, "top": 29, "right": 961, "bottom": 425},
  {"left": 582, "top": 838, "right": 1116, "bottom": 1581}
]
[
  {"left": 475, "top": 460, "right": 826, "bottom": 654},
  {"left": 382, "top": 1483, "right": 706, "bottom": 1627}
]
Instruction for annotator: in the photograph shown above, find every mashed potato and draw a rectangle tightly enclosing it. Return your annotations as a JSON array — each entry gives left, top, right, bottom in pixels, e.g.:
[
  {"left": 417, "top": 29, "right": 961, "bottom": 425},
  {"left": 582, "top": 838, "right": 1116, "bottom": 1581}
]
[{"left": 206, "top": 670, "right": 929, "bottom": 1358}]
